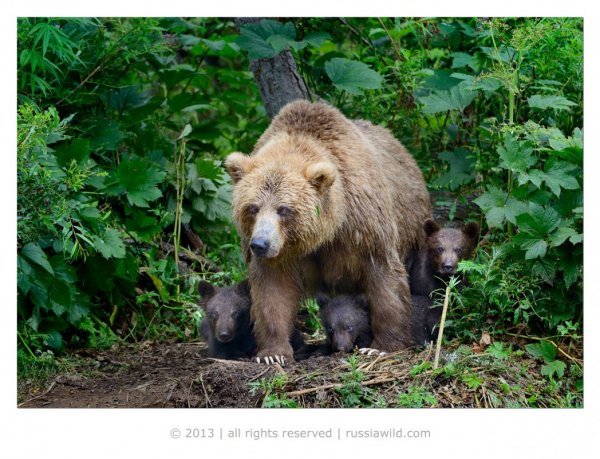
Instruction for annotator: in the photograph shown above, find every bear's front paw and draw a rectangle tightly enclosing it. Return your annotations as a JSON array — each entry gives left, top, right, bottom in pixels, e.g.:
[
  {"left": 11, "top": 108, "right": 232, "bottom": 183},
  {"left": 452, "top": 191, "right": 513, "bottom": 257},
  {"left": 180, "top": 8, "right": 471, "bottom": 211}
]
[
  {"left": 358, "top": 347, "right": 387, "bottom": 357},
  {"left": 255, "top": 354, "right": 291, "bottom": 366}
]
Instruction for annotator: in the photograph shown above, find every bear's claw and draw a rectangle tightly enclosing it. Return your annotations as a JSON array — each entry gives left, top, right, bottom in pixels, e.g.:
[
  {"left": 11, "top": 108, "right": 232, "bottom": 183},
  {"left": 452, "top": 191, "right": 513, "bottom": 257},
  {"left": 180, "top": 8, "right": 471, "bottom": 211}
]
[
  {"left": 358, "top": 347, "right": 387, "bottom": 356},
  {"left": 255, "top": 355, "right": 286, "bottom": 366}
]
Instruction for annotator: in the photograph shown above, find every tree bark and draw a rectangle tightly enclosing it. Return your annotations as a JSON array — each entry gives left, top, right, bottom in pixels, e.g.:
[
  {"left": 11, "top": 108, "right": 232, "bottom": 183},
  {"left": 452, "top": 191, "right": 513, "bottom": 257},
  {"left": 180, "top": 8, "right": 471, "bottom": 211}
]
[{"left": 235, "top": 18, "right": 311, "bottom": 118}]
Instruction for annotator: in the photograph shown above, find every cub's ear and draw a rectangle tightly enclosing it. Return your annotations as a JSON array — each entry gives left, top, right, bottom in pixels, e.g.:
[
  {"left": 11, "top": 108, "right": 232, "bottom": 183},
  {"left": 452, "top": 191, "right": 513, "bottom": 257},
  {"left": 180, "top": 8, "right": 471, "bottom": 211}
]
[
  {"left": 355, "top": 294, "right": 370, "bottom": 310},
  {"left": 462, "top": 222, "right": 480, "bottom": 240},
  {"left": 225, "top": 152, "right": 252, "bottom": 184},
  {"left": 198, "top": 280, "right": 216, "bottom": 300},
  {"left": 235, "top": 279, "right": 251, "bottom": 297},
  {"left": 304, "top": 162, "right": 337, "bottom": 193},
  {"left": 423, "top": 219, "right": 440, "bottom": 237},
  {"left": 315, "top": 292, "right": 330, "bottom": 308}
]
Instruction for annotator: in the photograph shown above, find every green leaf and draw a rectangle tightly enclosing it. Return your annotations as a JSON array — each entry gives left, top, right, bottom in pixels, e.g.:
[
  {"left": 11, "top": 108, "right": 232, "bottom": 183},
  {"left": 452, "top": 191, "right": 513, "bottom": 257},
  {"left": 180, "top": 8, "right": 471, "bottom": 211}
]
[
  {"left": 418, "top": 85, "right": 476, "bottom": 114},
  {"left": 44, "top": 330, "right": 63, "bottom": 351},
  {"left": 525, "top": 340, "right": 557, "bottom": 362},
  {"left": 195, "top": 158, "right": 222, "bottom": 181},
  {"left": 549, "top": 226, "right": 581, "bottom": 247},
  {"left": 304, "top": 31, "right": 331, "bottom": 47},
  {"left": 237, "top": 19, "right": 296, "bottom": 59},
  {"left": 113, "top": 156, "right": 166, "bottom": 208},
  {"left": 532, "top": 258, "right": 556, "bottom": 283},
  {"left": 177, "top": 124, "right": 192, "bottom": 140},
  {"left": 54, "top": 138, "right": 91, "bottom": 166},
  {"left": 541, "top": 360, "right": 566, "bottom": 379},
  {"left": 497, "top": 135, "right": 536, "bottom": 172},
  {"left": 522, "top": 239, "right": 548, "bottom": 260},
  {"left": 324, "top": 58, "right": 383, "bottom": 95},
  {"left": 474, "top": 187, "right": 527, "bottom": 228},
  {"left": 543, "top": 161, "right": 580, "bottom": 197},
  {"left": 516, "top": 203, "right": 561, "bottom": 237},
  {"left": 93, "top": 228, "right": 126, "bottom": 259},
  {"left": 21, "top": 243, "right": 54, "bottom": 275},
  {"left": 528, "top": 95, "right": 577, "bottom": 111},
  {"left": 90, "top": 119, "right": 125, "bottom": 151},
  {"left": 450, "top": 52, "right": 476, "bottom": 70},
  {"left": 487, "top": 342, "right": 510, "bottom": 359},
  {"left": 562, "top": 263, "right": 580, "bottom": 289},
  {"left": 432, "top": 148, "right": 475, "bottom": 190}
]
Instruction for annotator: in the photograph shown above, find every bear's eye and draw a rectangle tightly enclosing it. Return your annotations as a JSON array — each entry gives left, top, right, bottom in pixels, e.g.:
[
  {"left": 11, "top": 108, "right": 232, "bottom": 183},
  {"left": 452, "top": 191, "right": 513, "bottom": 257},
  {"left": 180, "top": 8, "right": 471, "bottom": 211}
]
[
  {"left": 231, "top": 311, "right": 238, "bottom": 319},
  {"left": 277, "top": 206, "right": 291, "bottom": 217},
  {"left": 247, "top": 204, "right": 259, "bottom": 216},
  {"left": 455, "top": 247, "right": 463, "bottom": 254},
  {"left": 210, "top": 311, "right": 218, "bottom": 320},
  {"left": 436, "top": 247, "right": 444, "bottom": 254},
  {"left": 327, "top": 327, "right": 334, "bottom": 334},
  {"left": 346, "top": 325, "right": 353, "bottom": 332}
]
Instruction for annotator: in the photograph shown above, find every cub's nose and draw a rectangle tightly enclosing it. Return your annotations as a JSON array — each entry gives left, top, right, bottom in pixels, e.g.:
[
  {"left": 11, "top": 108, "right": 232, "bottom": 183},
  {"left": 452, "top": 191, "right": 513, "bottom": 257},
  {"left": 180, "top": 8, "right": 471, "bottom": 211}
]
[
  {"left": 250, "top": 237, "right": 270, "bottom": 257},
  {"left": 218, "top": 331, "right": 232, "bottom": 342},
  {"left": 443, "top": 264, "right": 454, "bottom": 273}
]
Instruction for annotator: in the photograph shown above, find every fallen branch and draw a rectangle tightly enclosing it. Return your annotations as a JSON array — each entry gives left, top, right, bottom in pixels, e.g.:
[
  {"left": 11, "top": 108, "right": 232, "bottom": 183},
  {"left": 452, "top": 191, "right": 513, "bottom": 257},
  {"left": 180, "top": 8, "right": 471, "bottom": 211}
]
[
  {"left": 17, "top": 381, "right": 57, "bottom": 407},
  {"left": 286, "top": 374, "right": 403, "bottom": 397}
]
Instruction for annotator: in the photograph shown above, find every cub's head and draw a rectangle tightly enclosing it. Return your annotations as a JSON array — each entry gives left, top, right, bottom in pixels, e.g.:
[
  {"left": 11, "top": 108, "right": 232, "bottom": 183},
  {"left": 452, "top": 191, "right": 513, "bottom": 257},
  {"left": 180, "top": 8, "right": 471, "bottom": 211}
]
[
  {"left": 198, "top": 280, "right": 251, "bottom": 343},
  {"left": 225, "top": 137, "right": 338, "bottom": 260},
  {"left": 423, "top": 219, "right": 479, "bottom": 276},
  {"left": 316, "top": 293, "right": 372, "bottom": 353}
]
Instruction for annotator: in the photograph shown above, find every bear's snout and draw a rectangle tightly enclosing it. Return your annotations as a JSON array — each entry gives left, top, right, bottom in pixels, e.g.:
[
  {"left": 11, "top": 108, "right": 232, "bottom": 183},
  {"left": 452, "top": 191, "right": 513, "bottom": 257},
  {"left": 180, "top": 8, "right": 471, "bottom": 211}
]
[
  {"left": 443, "top": 263, "right": 455, "bottom": 273},
  {"left": 250, "top": 236, "right": 270, "bottom": 257}
]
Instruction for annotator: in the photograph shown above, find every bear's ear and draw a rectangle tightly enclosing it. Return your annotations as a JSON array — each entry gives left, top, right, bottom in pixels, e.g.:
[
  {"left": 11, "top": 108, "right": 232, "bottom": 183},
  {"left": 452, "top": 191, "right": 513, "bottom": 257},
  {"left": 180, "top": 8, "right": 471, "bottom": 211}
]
[
  {"left": 315, "top": 292, "right": 330, "bottom": 308},
  {"left": 462, "top": 222, "right": 480, "bottom": 240},
  {"left": 235, "top": 279, "right": 251, "bottom": 297},
  {"left": 225, "top": 152, "right": 252, "bottom": 183},
  {"left": 423, "top": 219, "right": 440, "bottom": 237},
  {"left": 304, "top": 162, "right": 336, "bottom": 193},
  {"left": 198, "top": 280, "right": 216, "bottom": 300},
  {"left": 355, "top": 294, "right": 370, "bottom": 310}
]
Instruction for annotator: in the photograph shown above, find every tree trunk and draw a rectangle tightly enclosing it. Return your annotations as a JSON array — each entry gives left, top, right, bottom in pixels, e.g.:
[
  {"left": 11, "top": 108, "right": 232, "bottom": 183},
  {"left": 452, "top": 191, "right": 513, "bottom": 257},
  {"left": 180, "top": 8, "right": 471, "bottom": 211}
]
[{"left": 235, "top": 18, "right": 311, "bottom": 118}]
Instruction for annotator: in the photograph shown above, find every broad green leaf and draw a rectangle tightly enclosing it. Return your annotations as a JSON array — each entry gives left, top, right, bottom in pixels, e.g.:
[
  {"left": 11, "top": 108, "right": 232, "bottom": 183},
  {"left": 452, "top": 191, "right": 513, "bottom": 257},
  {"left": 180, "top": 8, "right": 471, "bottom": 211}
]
[
  {"left": 93, "top": 228, "right": 126, "bottom": 259},
  {"left": 532, "top": 259, "right": 556, "bottom": 283},
  {"left": 525, "top": 340, "right": 557, "bottom": 362},
  {"left": 541, "top": 360, "right": 566, "bottom": 379},
  {"left": 237, "top": 19, "right": 296, "bottom": 59},
  {"left": 44, "top": 330, "right": 63, "bottom": 351},
  {"left": 90, "top": 119, "right": 125, "bottom": 151},
  {"left": 195, "top": 158, "right": 222, "bottom": 181},
  {"left": 418, "top": 85, "right": 476, "bottom": 114},
  {"left": 113, "top": 156, "right": 166, "bottom": 208},
  {"left": 549, "top": 226, "right": 581, "bottom": 247},
  {"left": 497, "top": 135, "right": 536, "bottom": 172},
  {"left": 54, "top": 138, "right": 90, "bottom": 166},
  {"left": 423, "top": 69, "right": 463, "bottom": 90},
  {"left": 528, "top": 94, "right": 577, "bottom": 111},
  {"left": 522, "top": 239, "right": 548, "bottom": 260},
  {"left": 543, "top": 161, "right": 580, "bottom": 197},
  {"left": 450, "top": 52, "right": 476, "bottom": 70},
  {"left": 304, "top": 31, "right": 331, "bottom": 47},
  {"left": 432, "top": 148, "right": 475, "bottom": 190},
  {"left": 487, "top": 342, "right": 510, "bottom": 359},
  {"left": 324, "top": 58, "right": 383, "bottom": 95},
  {"left": 474, "top": 187, "right": 527, "bottom": 228},
  {"left": 563, "top": 263, "right": 580, "bottom": 289},
  {"left": 516, "top": 203, "right": 561, "bottom": 237},
  {"left": 21, "top": 242, "right": 54, "bottom": 275}
]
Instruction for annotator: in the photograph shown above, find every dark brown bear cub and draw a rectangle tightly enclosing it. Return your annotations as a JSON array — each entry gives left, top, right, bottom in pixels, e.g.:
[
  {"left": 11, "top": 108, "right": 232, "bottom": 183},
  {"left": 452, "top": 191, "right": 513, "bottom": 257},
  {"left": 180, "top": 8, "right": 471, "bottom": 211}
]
[
  {"left": 410, "top": 219, "right": 479, "bottom": 297},
  {"left": 198, "top": 280, "right": 256, "bottom": 359},
  {"left": 316, "top": 293, "right": 373, "bottom": 353},
  {"left": 198, "top": 280, "right": 308, "bottom": 361}
]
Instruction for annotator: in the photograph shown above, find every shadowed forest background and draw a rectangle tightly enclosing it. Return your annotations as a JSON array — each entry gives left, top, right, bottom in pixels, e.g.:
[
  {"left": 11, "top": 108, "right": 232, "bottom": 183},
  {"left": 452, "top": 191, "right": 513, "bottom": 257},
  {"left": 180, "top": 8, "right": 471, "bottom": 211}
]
[{"left": 17, "top": 17, "right": 583, "bottom": 407}]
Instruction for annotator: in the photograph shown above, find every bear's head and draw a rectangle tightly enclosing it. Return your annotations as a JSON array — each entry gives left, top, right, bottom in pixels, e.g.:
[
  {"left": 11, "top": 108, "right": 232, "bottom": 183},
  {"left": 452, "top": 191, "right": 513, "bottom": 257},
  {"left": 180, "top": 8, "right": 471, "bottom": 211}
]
[
  {"left": 316, "top": 293, "right": 372, "bottom": 352},
  {"left": 225, "top": 135, "right": 341, "bottom": 260},
  {"left": 423, "top": 219, "right": 479, "bottom": 277},
  {"left": 198, "top": 280, "right": 252, "bottom": 343}
]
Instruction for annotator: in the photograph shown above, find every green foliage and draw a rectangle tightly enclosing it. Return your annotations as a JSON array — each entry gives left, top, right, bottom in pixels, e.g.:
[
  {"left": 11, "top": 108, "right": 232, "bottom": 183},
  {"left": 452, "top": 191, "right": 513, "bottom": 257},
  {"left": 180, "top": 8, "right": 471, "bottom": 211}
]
[
  {"left": 397, "top": 386, "right": 437, "bottom": 408},
  {"left": 324, "top": 58, "right": 383, "bottom": 94}
]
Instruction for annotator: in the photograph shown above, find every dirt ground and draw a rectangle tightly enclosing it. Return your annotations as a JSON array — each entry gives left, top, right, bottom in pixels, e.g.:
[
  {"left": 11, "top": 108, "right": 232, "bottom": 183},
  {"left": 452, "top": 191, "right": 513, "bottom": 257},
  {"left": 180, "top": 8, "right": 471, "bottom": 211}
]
[{"left": 17, "top": 339, "right": 581, "bottom": 408}]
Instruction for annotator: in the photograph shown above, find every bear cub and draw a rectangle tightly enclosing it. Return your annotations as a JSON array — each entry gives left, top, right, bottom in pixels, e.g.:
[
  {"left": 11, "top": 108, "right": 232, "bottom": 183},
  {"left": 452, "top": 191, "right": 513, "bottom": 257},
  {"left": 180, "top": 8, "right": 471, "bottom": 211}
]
[
  {"left": 198, "top": 280, "right": 256, "bottom": 360},
  {"left": 316, "top": 293, "right": 373, "bottom": 353},
  {"left": 317, "top": 293, "right": 441, "bottom": 353},
  {"left": 198, "top": 280, "right": 309, "bottom": 360},
  {"left": 410, "top": 219, "right": 479, "bottom": 297}
]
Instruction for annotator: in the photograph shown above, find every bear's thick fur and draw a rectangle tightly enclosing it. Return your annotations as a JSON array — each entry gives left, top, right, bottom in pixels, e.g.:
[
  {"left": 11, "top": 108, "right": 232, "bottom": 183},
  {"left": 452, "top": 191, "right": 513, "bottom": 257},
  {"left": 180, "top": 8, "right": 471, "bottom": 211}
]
[
  {"left": 225, "top": 101, "right": 431, "bottom": 360},
  {"left": 198, "top": 280, "right": 308, "bottom": 360},
  {"left": 409, "top": 219, "right": 479, "bottom": 297}
]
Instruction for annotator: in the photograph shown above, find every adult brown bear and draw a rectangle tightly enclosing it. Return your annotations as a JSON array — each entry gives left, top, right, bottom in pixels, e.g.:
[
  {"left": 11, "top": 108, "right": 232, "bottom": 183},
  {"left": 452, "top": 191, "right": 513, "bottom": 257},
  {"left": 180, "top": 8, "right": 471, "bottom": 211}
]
[{"left": 225, "top": 101, "right": 430, "bottom": 364}]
